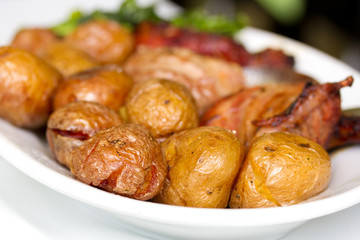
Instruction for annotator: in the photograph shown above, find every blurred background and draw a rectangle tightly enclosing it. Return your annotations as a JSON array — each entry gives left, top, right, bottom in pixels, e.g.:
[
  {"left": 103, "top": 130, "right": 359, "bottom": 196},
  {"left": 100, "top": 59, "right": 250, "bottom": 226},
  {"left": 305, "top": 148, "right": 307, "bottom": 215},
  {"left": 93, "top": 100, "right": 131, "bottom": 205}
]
[{"left": 172, "top": 0, "right": 360, "bottom": 71}]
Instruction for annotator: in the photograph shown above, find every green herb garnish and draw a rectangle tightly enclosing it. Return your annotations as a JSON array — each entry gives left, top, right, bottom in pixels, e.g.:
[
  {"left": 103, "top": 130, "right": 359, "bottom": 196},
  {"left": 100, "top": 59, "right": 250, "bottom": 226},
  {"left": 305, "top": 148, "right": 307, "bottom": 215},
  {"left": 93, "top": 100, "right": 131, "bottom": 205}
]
[
  {"left": 51, "top": 0, "right": 247, "bottom": 37},
  {"left": 170, "top": 9, "right": 247, "bottom": 35}
]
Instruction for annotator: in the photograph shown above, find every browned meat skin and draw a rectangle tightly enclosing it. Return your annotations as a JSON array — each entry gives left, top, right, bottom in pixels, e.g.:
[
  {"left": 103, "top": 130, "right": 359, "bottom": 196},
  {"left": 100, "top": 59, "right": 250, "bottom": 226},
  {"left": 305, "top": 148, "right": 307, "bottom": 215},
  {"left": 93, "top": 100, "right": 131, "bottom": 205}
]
[
  {"left": 248, "top": 49, "right": 294, "bottom": 68},
  {"left": 201, "top": 77, "right": 354, "bottom": 149},
  {"left": 200, "top": 82, "right": 305, "bottom": 148},
  {"left": 254, "top": 77, "right": 354, "bottom": 148},
  {"left": 135, "top": 22, "right": 294, "bottom": 68},
  {"left": 328, "top": 109, "right": 360, "bottom": 149}
]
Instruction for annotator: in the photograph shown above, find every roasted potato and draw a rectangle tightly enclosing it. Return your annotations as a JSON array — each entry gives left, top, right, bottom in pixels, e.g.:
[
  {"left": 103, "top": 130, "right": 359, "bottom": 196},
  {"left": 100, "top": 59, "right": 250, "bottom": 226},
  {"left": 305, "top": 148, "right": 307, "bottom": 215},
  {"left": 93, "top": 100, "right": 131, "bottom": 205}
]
[
  {"left": 70, "top": 124, "right": 167, "bottom": 200},
  {"left": 46, "top": 101, "right": 123, "bottom": 169},
  {"left": 52, "top": 65, "right": 133, "bottom": 111},
  {"left": 0, "top": 46, "right": 61, "bottom": 128},
  {"left": 157, "top": 126, "right": 244, "bottom": 208},
  {"left": 66, "top": 20, "right": 134, "bottom": 64},
  {"left": 39, "top": 41, "right": 98, "bottom": 76},
  {"left": 11, "top": 28, "right": 58, "bottom": 56},
  {"left": 229, "top": 132, "right": 331, "bottom": 208},
  {"left": 125, "top": 79, "right": 198, "bottom": 138}
]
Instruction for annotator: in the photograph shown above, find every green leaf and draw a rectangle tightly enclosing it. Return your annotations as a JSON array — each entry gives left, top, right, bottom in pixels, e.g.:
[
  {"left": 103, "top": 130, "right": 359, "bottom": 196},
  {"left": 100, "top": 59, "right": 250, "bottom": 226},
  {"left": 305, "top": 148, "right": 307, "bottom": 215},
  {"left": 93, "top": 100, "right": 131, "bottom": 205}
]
[
  {"left": 51, "top": 0, "right": 247, "bottom": 37},
  {"left": 171, "top": 9, "right": 248, "bottom": 35},
  {"left": 50, "top": 10, "right": 85, "bottom": 36},
  {"left": 115, "top": 0, "right": 162, "bottom": 24}
]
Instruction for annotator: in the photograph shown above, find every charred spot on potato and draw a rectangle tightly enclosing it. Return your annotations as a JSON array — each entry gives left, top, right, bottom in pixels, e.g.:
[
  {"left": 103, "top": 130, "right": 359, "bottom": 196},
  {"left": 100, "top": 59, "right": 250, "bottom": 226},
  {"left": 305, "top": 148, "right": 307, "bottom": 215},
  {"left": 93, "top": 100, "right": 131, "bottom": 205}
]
[
  {"left": 264, "top": 146, "right": 276, "bottom": 152},
  {"left": 108, "top": 139, "right": 120, "bottom": 145},
  {"left": 164, "top": 100, "right": 170, "bottom": 104},
  {"left": 298, "top": 143, "right": 310, "bottom": 148},
  {"left": 107, "top": 138, "right": 127, "bottom": 148}
]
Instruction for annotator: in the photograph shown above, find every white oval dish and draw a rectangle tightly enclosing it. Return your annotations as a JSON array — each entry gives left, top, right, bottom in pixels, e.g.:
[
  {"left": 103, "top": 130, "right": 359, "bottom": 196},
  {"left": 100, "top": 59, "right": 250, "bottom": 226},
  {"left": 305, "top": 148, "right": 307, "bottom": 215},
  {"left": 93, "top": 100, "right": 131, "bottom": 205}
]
[{"left": 0, "top": 1, "right": 360, "bottom": 240}]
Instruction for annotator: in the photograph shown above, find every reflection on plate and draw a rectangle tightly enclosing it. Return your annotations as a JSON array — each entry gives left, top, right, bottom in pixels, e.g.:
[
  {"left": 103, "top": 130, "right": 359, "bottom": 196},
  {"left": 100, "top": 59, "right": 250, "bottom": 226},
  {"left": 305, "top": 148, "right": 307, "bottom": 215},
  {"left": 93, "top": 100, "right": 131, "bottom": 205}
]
[{"left": 0, "top": 0, "right": 360, "bottom": 240}]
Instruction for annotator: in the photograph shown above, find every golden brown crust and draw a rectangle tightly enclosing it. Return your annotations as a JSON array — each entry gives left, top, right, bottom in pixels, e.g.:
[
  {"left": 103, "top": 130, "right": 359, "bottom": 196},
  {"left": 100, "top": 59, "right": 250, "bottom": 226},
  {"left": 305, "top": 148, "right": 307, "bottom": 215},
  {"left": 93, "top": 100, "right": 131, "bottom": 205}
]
[
  {"left": 66, "top": 20, "right": 134, "bottom": 64},
  {"left": 47, "top": 101, "right": 123, "bottom": 136},
  {"left": 70, "top": 124, "right": 167, "bottom": 200},
  {"left": 0, "top": 46, "right": 61, "bottom": 128},
  {"left": 125, "top": 79, "right": 198, "bottom": 138},
  {"left": 11, "top": 28, "right": 59, "bottom": 56},
  {"left": 46, "top": 130, "right": 84, "bottom": 169},
  {"left": 46, "top": 101, "right": 123, "bottom": 168},
  {"left": 229, "top": 132, "right": 331, "bottom": 208},
  {"left": 39, "top": 41, "right": 98, "bottom": 76},
  {"left": 157, "top": 126, "right": 244, "bottom": 208},
  {"left": 53, "top": 65, "right": 133, "bottom": 111}
]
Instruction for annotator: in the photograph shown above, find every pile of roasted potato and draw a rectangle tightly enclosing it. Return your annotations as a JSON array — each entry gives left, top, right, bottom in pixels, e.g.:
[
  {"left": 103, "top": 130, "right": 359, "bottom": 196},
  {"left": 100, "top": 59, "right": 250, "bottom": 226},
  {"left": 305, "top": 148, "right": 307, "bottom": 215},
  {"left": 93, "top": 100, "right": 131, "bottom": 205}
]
[{"left": 0, "top": 19, "right": 339, "bottom": 209}]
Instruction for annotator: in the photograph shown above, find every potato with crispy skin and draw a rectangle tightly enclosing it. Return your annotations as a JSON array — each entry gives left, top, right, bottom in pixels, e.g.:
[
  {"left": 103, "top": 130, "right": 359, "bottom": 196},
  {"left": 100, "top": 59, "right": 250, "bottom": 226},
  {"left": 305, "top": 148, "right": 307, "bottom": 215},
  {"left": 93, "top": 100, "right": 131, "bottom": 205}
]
[
  {"left": 0, "top": 46, "right": 61, "bottom": 128},
  {"left": 46, "top": 101, "right": 123, "bottom": 169},
  {"left": 39, "top": 41, "right": 98, "bottom": 76},
  {"left": 125, "top": 79, "right": 198, "bottom": 138},
  {"left": 11, "top": 28, "right": 59, "bottom": 56},
  {"left": 229, "top": 132, "right": 331, "bottom": 208},
  {"left": 66, "top": 20, "right": 134, "bottom": 64},
  {"left": 70, "top": 124, "right": 167, "bottom": 201},
  {"left": 157, "top": 126, "right": 244, "bottom": 208},
  {"left": 53, "top": 65, "right": 133, "bottom": 111}
]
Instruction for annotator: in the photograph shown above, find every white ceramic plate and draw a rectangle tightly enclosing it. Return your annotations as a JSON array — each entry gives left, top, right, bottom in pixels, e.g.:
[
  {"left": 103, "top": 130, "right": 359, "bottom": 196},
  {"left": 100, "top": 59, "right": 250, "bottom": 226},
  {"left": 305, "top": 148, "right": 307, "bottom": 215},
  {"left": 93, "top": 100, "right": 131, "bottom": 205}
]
[{"left": 0, "top": 1, "right": 360, "bottom": 240}]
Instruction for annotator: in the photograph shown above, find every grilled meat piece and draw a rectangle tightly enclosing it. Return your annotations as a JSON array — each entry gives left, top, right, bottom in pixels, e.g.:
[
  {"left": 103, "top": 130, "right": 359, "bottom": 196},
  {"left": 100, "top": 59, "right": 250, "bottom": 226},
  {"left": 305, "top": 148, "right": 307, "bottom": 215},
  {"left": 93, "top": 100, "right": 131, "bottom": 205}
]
[
  {"left": 248, "top": 48, "right": 294, "bottom": 68},
  {"left": 123, "top": 46, "right": 245, "bottom": 114},
  {"left": 200, "top": 82, "right": 305, "bottom": 148},
  {"left": 201, "top": 77, "right": 354, "bottom": 149},
  {"left": 135, "top": 22, "right": 294, "bottom": 68},
  {"left": 255, "top": 77, "right": 353, "bottom": 148}
]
